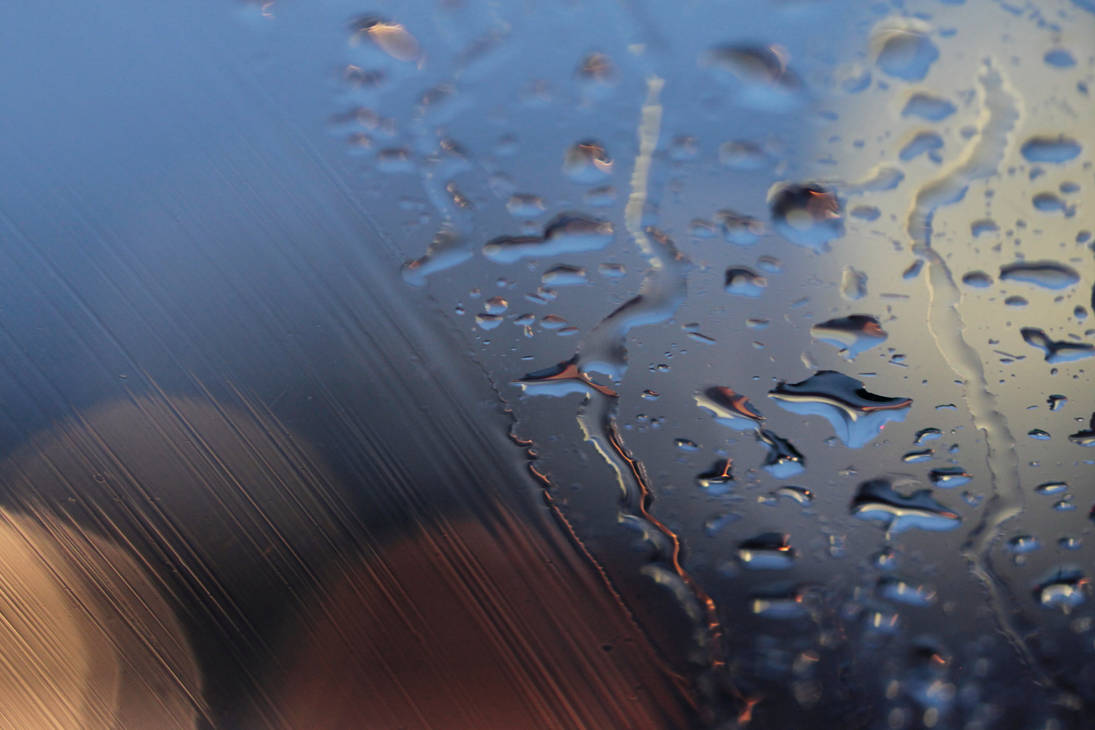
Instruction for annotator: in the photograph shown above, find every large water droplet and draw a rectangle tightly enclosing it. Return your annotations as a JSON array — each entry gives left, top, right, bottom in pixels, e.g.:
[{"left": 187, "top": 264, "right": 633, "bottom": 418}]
[
  {"left": 769, "top": 184, "right": 844, "bottom": 250},
  {"left": 999, "top": 261, "right": 1080, "bottom": 289},
  {"left": 701, "top": 44, "right": 804, "bottom": 111},
  {"left": 768, "top": 371, "right": 912, "bottom": 448},
  {"left": 1020, "top": 328, "right": 1094, "bottom": 363},
  {"left": 1034, "top": 567, "right": 1088, "bottom": 613},
  {"left": 483, "top": 213, "right": 614, "bottom": 263},
  {"left": 850, "top": 478, "right": 961, "bottom": 534}
]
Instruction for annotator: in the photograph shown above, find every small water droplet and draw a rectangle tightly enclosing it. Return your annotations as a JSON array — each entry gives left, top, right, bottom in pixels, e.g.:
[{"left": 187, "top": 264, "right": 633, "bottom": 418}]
[
  {"left": 929, "top": 467, "right": 972, "bottom": 488},
  {"left": 1027, "top": 428, "right": 1051, "bottom": 440},
  {"left": 841, "top": 266, "right": 868, "bottom": 300},
  {"left": 725, "top": 267, "right": 768, "bottom": 297},
  {"left": 872, "top": 19, "right": 939, "bottom": 81},
  {"left": 695, "top": 386, "right": 766, "bottom": 429},
  {"left": 961, "top": 270, "right": 994, "bottom": 288},
  {"left": 1035, "top": 567, "right": 1088, "bottom": 613},
  {"left": 675, "top": 437, "right": 700, "bottom": 452},
  {"left": 738, "top": 533, "right": 796, "bottom": 570},
  {"left": 1044, "top": 48, "right": 1076, "bottom": 68},
  {"left": 757, "top": 429, "right": 806, "bottom": 478},
  {"left": 901, "top": 92, "right": 956, "bottom": 121},
  {"left": 563, "top": 140, "right": 613, "bottom": 183},
  {"left": 1020, "top": 135, "right": 1082, "bottom": 164}
]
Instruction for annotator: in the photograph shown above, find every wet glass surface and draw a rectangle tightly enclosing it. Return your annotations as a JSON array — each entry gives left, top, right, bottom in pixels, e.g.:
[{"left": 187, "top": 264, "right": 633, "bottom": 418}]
[{"left": 0, "top": 0, "right": 1092, "bottom": 727}]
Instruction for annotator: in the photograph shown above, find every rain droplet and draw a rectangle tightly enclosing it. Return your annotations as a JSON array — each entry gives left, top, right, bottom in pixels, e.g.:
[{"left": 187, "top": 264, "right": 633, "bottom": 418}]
[
  {"left": 757, "top": 429, "right": 806, "bottom": 478},
  {"left": 725, "top": 267, "right": 768, "bottom": 297},
  {"left": 1035, "top": 567, "right": 1088, "bottom": 613},
  {"left": 961, "top": 270, "right": 993, "bottom": 288},
  {"left": 871, "top": 19, "right": 939, "bottom": 81},
  {"left": 901, "top": 92, "right": 956, "bottom": 121},
  {"left": 1044, "top": 48, "right": 1076, "bottom": 68},
  {"left": 541, "top": 265, "right": 587, "bottom": 286},
  {"left": 483, "top": 213, "right": 614, "bottom": 263},
  {"left": 810, "top": 315, "right": 889, "bottom": 359},
  {"left": 1019, "top": 135, "right": 1082, "bottom": 164},
  {"left": 773, "top": 486, "right": 813, "bottom": 504},
  {"left": 697, "top": 458, "right": 735, "bottom": 491},
  {"left": 1034, "top": 481, "right": 1068, "bottom": 495},
  {"left": 506, "top": 194, "right": 545, "bottom": 218},
  {"left": 695, "top": 386, "right": 765, "bottom": 430},
  {"left": 903, "top": 449, "right": 934, "bottom": 463},
  {"left": 899, "top": 130, "right": 944, "bottom": 162},
  {"left": 1020, "top": 328, "right": 1094, "bottom": 363},
  {"left": 999, "top": 261, "right": 1079, "bottom": 289},
  {"left": 915, "top": 427, "right": 942, "bottom": 444},
  {"left": 738, "top": 533, "right": 796, "bottom": 570},
  {"left": 563, "top": 140, "right": 613, "bottom": 183},
  {"left": 929, "top": 467, "right": 972, "bottom": 488},
  {"left": 1068, "top": 414, "right": 1095, "bottom": 446},
  {"left": 850, "top": 478, "right": 961, "bottom": 534},
  {"left": 1027, "top": 428, "right": 1051, "bottom": 440},
  {"left": 841, "top": 266, "right": 868, "bottom": 300},
  {"left": 1007, "top": 535, "right": 1040, "bottom": 554},
  {"left": 768, "top": 371, "right": 913, "bottom": 448},
  {"left": 878, "top": 576, "right": 936, "bottom": 605},
  {"left": 769, "top": 183, "right": 844, "bottom": 250},
  {"left": 717, "top": 210, "right": 765, "bottom": 245}
]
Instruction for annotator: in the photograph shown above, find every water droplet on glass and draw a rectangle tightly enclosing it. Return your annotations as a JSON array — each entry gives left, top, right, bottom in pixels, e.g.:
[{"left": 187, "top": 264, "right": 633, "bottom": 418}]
[
  {"left": 971, "top": 219, "right": 999, "bottom": 237},
  {"left": 1067, "top": 414, "right": 1095, "bottom": 446},
  {"left": 773, "top": 486, "right": 813, "bottom": 504},
  {"left": 757, "top": 429, "right": 806, "bottom": 478},
  {"left": 701, "top": 44, "right": 804, "bottom": 111},
  {"left": 1044, "top": 48, "right": 1076, "bottom": 68},
  {"left": 506, "top": 194, "right": 545, "bottom": 218},
  {"left": 878, "top": 576, "right": 936, "bottom": 605},
  {"left": 563, "top": 140, "right": 613, "bottom": 183},
  {"left": 675, "top": 437, "right": 700, "bottom": 452},
  {"left": 961, "top": 270, "right": 993, "bottom": 288},
  {"left": 475, "top": 313, "right": 503, "bottom": 330},
  {"left": 1035, "top": 481, "right": 1068, "bottom": 495},
  {"left": 768, "top": 371, "right": 912, "bottom": 448},
  {"left": 999, "top": 261, "right": 1080, "bottom": 289},
  {"left": 1032, "top": 192, "right": 1068, "bottom": 214},
  {"left": 929, "top": 467, "right": 971, "bottom": 488},
  {"left": 738, "top": 533, "right": 796, "bottom": 570},
  {"left": 695, "top": 386, "right": 766, "bottom": 430},
  {"left": 841, "top": 266, "right": 868, "bottom": 300},
  {"left": 850, "top": 478, "right": 961, "bottom": 534},
  {"left": 915, "top": 427, "right": 942, "bottom": 444},
  {"left": 1007, "top": 535, "right": 1040, "bottom": 554},
  {"left": 717, "top": 210, "right": 765, "bottom": 245},
  {"left": 903, "top": 449, "right": 934, "bottom": 463},
  {"left": 899, "top": 130, "right": 944, "bottom": 162},
  {"left": 1019, "top": 135, "right": 1082, "bottom": 164},
  {"left": 871, "top": 19, "right": 939, "bottom": 81},
  {"left": 349, "top": 16, "right": 422, "bottom": 63},
  {"left": 697, "top": 459, "right": 735, "bottom": 492},
  {"left": 483, "top": 213, "right": 614, "bottom": 263},
  {"left": 483, "top": 296, "right": 508, "bottom": 315},
  {"left": 769, "top": 183, "right": 844, "bottom": 250},
  {"left": 724, "top": 267, "right": 768, "bottom": 297},
  {"left": 1035, "top": 567, "right": 1088, "bottom": 613},
  {"left": 1027, "top": 428, "right": 1051, "bottom": 440},
  {"left": 810, "top": 315, "right": 888, "bottom": 359},
  {"left": 1048, "top": 394, "right": 1067, "bottom": 411},
  {"left": 541, "top": 265, "right": 587, "bottom": 286},
  {"left": 1020, "top": 328, "right": 1094, "bottom": 363},
  {"left": 901, "top": 92, "right": 956, "bottom": 121}
]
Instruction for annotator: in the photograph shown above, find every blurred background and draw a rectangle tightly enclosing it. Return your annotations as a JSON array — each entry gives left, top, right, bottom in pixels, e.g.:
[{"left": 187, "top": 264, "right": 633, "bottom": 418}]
[{"left": 0, "top": 0, "right": 1091, "bottom": 727}]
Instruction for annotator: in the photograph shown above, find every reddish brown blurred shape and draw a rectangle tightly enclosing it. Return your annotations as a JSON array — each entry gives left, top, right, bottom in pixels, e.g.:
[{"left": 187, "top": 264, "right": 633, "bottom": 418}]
[{"left": 274, "top": 512, "right": 693, "bottom": 729}]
